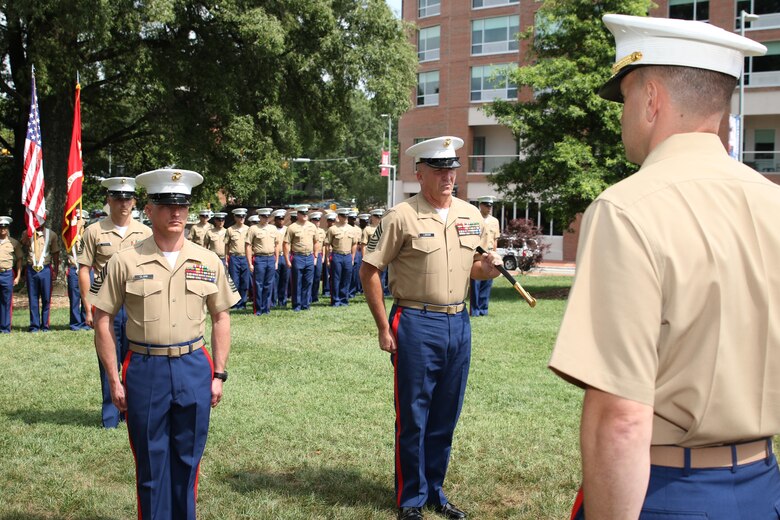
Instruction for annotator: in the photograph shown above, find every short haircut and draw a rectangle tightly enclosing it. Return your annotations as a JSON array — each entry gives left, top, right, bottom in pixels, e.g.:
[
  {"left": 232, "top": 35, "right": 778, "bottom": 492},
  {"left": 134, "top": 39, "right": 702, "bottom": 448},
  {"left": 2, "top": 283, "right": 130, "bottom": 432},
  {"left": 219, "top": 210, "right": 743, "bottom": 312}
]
[{"left": 641, "top": 66, "right": 737, "bottom": 117}]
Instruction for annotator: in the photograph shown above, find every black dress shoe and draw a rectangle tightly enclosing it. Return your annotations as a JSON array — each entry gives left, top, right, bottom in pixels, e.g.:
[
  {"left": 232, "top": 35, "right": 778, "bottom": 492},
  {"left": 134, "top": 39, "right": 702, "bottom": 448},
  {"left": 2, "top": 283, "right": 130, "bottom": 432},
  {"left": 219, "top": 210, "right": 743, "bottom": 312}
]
[
  {"left": 433, "top": 502, "right": 467, "bottom": 519},
  {"left": 398, "top": 507, "right": 424, "bottom": 520}
]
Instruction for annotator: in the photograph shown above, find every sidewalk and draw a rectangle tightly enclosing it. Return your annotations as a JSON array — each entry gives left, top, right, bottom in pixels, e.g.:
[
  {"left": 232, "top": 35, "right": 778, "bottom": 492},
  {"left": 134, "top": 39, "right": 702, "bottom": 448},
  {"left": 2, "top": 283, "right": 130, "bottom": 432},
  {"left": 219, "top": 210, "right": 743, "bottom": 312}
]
[{"left": 530, "top": 260, "right": 575, "bottom": 276}]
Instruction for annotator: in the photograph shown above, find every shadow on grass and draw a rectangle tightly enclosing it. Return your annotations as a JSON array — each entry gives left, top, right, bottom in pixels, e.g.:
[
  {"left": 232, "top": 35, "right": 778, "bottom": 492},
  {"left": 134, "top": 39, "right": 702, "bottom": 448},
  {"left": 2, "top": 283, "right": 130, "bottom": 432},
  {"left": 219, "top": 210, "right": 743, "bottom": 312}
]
[
  {"left": 488, "top": 283, "right": 570, "bottom": 302},
  {"left": 226, "top": 466, "right": 391, "bottom": 509},
  {"left": 5, "top": 407, "right": 98, "bottom": 428}
]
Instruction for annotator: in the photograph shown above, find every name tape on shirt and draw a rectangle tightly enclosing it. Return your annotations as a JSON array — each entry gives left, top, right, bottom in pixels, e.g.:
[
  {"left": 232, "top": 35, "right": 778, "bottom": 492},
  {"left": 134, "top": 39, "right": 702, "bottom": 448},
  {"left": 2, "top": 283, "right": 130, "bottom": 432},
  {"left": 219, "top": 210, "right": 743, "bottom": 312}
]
[
  {"left": 185, "top": 264, "right": 217, "bottom": 283},
  {"left": 133, "top": 274, "right": 154, "bottom": 280},
  {"left": 455, "top": 221, "right": 481, "bottom": 236},
  {"left": 418, "top": 233, "right": 434, "bottom": 238}
]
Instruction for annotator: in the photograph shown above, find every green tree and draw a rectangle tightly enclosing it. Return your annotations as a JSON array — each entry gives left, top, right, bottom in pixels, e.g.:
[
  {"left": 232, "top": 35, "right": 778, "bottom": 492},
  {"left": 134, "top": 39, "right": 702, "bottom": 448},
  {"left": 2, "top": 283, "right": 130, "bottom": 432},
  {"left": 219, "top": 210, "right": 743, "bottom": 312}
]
[
  {"left": 483, "top": 0, "right": 653, "bottom": 227},
  {"left": 0, "top": 0, "right": 415, "bottom": 235}
]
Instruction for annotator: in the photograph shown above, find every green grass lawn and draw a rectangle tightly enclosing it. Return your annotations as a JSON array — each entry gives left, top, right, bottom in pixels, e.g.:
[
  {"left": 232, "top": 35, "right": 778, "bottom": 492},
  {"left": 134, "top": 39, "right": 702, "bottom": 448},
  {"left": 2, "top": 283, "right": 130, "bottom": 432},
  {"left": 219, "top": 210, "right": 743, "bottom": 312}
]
[{"left": 0, "top": 276, "right": 582, "bottom": 519}]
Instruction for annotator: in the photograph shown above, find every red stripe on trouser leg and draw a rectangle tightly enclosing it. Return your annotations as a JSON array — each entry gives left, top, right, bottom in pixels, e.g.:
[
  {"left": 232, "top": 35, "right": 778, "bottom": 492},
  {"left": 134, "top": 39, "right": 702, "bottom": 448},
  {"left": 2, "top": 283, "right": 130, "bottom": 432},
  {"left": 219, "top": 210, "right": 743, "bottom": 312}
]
[
  {"left": 570, "top": 486, "right": 584, "bottom": 520},
  {"left": 122, "top": 352, "right": 143, "bottom": 520},
  {"left": 391, "top": 307, "right": 404, "bottom": 507}
]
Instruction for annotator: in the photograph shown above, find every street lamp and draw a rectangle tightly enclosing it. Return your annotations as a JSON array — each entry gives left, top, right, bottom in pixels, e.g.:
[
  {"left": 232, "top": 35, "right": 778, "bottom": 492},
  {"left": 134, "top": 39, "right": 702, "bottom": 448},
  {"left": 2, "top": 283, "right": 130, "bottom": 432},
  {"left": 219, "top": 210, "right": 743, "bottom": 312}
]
[
  {"left": 739, "top": 10, "right": 760, "bottom": 163},
  {"left": 381, "top": 114, "right": 395, "bottom": 208}
]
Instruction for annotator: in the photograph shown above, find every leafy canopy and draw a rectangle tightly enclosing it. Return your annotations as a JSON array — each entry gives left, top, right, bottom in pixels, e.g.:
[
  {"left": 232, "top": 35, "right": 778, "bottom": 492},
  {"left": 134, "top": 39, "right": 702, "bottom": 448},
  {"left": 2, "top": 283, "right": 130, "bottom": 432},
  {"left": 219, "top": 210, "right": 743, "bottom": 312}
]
[{"left": 483, "top": 0, "right": 653, "bottom": 227}]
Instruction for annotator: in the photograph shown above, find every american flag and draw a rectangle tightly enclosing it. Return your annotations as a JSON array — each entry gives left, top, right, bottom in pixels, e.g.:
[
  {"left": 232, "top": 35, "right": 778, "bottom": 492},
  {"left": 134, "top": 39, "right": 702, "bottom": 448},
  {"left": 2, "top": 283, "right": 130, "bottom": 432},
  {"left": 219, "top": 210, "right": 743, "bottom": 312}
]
[{"left": 22, "top": 69, "right": 46, "bottom": 238}]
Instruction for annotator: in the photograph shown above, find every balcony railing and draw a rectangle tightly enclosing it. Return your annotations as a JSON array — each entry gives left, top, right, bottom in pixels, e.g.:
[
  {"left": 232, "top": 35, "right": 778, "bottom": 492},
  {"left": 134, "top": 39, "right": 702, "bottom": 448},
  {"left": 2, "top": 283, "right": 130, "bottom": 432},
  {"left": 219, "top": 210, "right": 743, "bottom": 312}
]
[
  {"left": 744, "top": 151, "right": 780, "bottom": 173},
  {"left": 468, "top": 154, "right": 519, "bottom": 173}
]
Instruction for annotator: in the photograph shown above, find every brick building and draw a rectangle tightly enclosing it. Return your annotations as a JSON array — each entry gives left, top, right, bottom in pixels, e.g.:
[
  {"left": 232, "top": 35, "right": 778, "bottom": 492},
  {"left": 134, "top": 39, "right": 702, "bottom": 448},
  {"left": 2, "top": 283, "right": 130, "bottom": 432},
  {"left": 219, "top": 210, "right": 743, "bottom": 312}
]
[{"left": 396, "top": 0, "right": 780, "bottom": 261}]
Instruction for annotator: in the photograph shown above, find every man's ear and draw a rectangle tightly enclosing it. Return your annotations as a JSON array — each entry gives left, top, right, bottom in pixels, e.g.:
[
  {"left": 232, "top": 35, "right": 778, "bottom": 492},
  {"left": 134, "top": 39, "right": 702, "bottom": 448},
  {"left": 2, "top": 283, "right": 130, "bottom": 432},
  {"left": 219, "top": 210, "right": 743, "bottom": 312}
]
[{"left": 644, "top": 79, "right": 660, "bottom": 124}]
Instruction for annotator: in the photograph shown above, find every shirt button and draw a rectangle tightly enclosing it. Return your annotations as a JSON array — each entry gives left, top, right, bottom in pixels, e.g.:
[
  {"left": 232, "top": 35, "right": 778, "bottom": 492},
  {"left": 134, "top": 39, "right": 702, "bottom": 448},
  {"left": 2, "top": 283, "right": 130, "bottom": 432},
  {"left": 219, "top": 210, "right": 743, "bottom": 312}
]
[
  {"left": 172, "top": 298, "right": 176, "bottom": 303},
  {"left": 172, "top": 323, "right": 176, "bottom": 328}
]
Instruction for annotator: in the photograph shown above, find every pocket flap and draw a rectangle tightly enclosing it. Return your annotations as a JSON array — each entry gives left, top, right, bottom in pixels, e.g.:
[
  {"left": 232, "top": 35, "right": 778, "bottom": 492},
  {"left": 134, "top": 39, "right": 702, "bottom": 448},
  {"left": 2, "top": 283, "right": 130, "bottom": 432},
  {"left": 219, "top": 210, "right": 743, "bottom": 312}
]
[
  {"left": 411, "top": 238, "right": 441, "bottom": 254},
  {"left": 186, "top": 279, "right": 219, "bottom": 297},
  {"left": 125, "top": 280, "right": 162, "bottom": 297}
]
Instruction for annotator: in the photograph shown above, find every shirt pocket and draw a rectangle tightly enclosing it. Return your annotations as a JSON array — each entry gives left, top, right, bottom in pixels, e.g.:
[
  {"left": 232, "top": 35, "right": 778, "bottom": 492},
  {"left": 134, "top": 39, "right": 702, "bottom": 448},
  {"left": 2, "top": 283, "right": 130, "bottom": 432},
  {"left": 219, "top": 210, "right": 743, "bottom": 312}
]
[
  {"left": 185, "top": 279, "right": 219, "bottom": 320},
  {"left": 458, "top": 234, "right": 481, "bottom": 270},
  {"left": 125, "top": 280, "right": 163, "bottom": 322},
  {"left": 411, "top": 237, "right": 442, "bottom": 274}
]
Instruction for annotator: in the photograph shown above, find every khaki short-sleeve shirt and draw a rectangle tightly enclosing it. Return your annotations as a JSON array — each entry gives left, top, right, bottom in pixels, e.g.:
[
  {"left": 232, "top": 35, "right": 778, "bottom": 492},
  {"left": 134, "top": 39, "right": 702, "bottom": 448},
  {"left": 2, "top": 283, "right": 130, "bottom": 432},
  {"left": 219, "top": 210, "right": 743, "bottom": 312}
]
[
  {"left": 204, "top": 227, "right": 227, "bottom": 258},
  {"left": 549, "top": 133, "right": 780, "bottom": 447},
  {"left": 246, "top": 224, "right": 280, "bottom": 255},
  {"left": 91, "top": 237, "right": 239, "bottom": 345},
  {"left": 284, "top": 222, "right": 317, "bottom": 253},
  {"left": 326, "top": 224, "right": 356, "bottom": 253},
  {"left": 79, "top": 218, "right": 152, "bottom": 273},
  {"left": 315, "top": 227, "right": 326, "bottom": 252},
  {"left": 362, "top": 194, "right": 483, "bottom": 305},
  {"left": 226, "top": 224, "right": 249, "bottom": 256},
  {"left": 188, "top": 222, "right": 211, "bottom": 246},
  {"left": 362, "top": 225, "right": 375, "bottom": 246},
  {"left": 0, "top": 238, "right": 22, "bottom": 270},
  {"left": 480, "top": 215, "right": 500, "bottom": 251}
]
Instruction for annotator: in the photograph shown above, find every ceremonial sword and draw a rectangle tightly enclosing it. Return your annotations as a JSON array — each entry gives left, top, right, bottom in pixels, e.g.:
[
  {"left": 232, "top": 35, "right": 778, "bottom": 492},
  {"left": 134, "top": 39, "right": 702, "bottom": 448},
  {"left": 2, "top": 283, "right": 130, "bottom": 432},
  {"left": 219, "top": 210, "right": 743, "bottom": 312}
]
[{"left": 476, "top": 246, "right": 537, "bottom": 308}]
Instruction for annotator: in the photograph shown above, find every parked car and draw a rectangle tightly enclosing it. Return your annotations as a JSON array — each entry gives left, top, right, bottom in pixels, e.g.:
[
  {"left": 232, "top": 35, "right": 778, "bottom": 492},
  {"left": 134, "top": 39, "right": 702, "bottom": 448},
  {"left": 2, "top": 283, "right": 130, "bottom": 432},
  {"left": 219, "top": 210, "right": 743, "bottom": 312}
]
[{"left": 497, "top": 237, "right": 542, "bottom": 272}]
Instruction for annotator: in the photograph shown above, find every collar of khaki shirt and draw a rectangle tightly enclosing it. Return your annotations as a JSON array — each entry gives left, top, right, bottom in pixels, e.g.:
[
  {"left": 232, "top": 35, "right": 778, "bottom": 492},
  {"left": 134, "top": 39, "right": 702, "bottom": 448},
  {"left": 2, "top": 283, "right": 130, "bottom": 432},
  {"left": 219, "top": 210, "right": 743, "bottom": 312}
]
[{"left": 134, "top": 236, "right": 204, "bottom": 271}]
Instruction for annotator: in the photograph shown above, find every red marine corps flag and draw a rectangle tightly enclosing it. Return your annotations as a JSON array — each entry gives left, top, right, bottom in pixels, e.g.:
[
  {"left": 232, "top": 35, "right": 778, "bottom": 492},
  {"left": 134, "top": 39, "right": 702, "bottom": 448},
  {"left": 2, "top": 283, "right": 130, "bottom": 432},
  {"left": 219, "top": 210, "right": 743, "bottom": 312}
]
[
  {"left": 22, "top": 66, "right": 46, "bottom": 237},
  {"left": 62, "top": 78, "right": 83, "bottom": 252}
]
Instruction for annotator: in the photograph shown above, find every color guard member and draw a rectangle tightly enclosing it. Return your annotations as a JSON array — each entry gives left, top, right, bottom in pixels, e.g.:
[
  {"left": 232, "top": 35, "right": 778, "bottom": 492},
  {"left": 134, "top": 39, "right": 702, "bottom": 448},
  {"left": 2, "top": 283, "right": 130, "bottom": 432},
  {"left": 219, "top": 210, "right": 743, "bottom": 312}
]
[
  {"left": 204, "top": 212, "right": 227, "bottom": 266},
  {"left": 361, "top": 136, "right": 501, "bottom": 520},
  {"left": 326, "top": 208, "right": 356, "bottom": 307},
  {"left": 226, "top": 208, "right": 250, "bottom": 309},
  {"left": 0, "top": 216, "right": 22, "bottom": 333},
  {"left": 246, "top": 208, "right": 279, "bottom": 315},
  {"left": 79, "top": 176, "right": 152, "bottom": 429},
  {"left": 283, "top": 205, "right": 318, "bottom": 311},
  {"left": 469, "top": 196, "right": 500, "bottom": 317},
  {"left": 66, "top": 209, "right": 90, "bottom": 330},
  {"left": 188, "top": 209, "right": 212, "bottom": 246},
  {"left": 23, "top": 219, "right": 60, "bottom": 332},
  {"left": 92, "top": 168, "right": 238, "bottom": 520},
  {"left": 547, "top": 15, "right": 780, "bottom": 520}
]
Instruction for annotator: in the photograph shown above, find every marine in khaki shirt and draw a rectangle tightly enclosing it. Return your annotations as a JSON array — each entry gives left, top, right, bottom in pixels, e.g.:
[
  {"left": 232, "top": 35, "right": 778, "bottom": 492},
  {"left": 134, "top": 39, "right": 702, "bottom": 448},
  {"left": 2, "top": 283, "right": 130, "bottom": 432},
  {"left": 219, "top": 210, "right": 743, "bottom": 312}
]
[
  {"left": 188, "top": 210, "right": 212, "bottom": 246},
  {"left": 283, "top": 219, "right": 318, "bottom": 258},
  {"left": 0, "top": 216, "right": 22, "bottom": 333},
  {"left": 325, "top": 215, "right": 357, "bottom": 258},
  {"left": 92, "top": 168, "right": 238, "bottom": 520},
  {"left": 204, "top": 212, "right": 227, "bottom": 259},
  {"left": 360, "top": 136, "right": 500, "bottom": 518},
  {"left": 548, "top": 15, "right": 779, "bottom": 520},
  {"left": 225, "top": 219, "right": 249, "bottom": 257},
  {"left": 245, "top": 218, "right": 281, "bottom": 262}
]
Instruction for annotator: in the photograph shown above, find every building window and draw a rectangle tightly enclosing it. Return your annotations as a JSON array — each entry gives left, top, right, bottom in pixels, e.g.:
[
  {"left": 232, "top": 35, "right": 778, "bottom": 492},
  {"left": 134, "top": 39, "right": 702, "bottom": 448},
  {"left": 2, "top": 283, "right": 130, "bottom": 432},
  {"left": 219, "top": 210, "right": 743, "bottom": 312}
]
[
  {"left": 744, "top": 41, "right": 780, "bottom": 86},
  {"left": 419, "top": 0, "right": 441, "bottom": 18},
  {"left": 418, "top": 26, "right": 440, "bottom": 62},
  {"left": 736, "top": 0, "right": 780, "bottom": 30},
  {"left": 669, "top": 0, "right": 709, "bottom": 21},
  {"left": 473, "top": 0, "right": 519, "bottom": 9},
  {"left": 417, "top": 71, "right": 440, "bottom": 106},
  {"left": 754, "top": 129, "right": 777, "bottom": 171},
  {"left": 470, "top": 64, "right": 518, "bottom": 102},
  {"left": 472, "top": 16, "right": 520, "bottom": 56}
]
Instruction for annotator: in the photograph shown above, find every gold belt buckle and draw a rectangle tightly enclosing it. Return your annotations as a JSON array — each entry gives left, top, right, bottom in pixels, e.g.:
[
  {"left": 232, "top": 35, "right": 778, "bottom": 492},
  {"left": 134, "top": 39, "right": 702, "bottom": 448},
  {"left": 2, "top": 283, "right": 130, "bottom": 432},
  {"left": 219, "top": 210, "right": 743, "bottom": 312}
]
[
  {"left": 33, "top": 265, "right": 43, "bottom": 272},
  {"left": 168, "top": 346, "right": 182, "bottom": 358}
]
